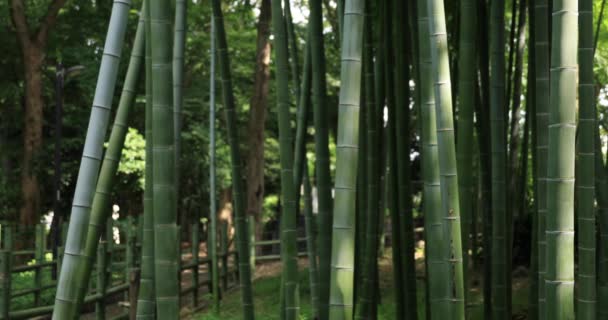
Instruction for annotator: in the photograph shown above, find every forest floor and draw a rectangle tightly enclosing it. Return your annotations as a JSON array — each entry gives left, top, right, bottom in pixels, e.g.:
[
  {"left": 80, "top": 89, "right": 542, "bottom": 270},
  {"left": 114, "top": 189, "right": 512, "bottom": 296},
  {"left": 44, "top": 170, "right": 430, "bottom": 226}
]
[{"left": 193, "top": 249, "right": 532, "bottom": 320}]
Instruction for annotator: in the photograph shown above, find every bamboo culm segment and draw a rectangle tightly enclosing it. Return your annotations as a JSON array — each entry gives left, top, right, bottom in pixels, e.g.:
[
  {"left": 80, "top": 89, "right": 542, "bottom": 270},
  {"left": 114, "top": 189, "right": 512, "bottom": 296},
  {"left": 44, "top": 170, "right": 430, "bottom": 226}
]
[
  {"left": 210, "top": 1, "right": 255, "bottom": 318},
  {"left": 392, "top": 1, "right": 417, "bottom": 317},
  {"left": 533, "top": 0, "right": 550, "bottom": 317},
  {"left": 595, "top": 129, "right": 608, "bottom": 318},
  {"left": 417, "top": 0, "right": 449, "bottom": 318},
  {"left": 52, "top": 1, "right": 131, "bottom": 318},
  {"left": 383, "top": 3, "right": 405, "bottom": 318},
  {"left": 173, "top": 0, "right": 187, "bottom": 220},
  {"left": 427, "top": 0, "right": 466, "bottom": 318},
  {"left": 576, "top": 0, "right": 595, "bottom": 317},
  {"left": 329, "top": 0, "right": 365, "bottom": 319},
  {"left": 76, "top": 5, "right": 145, "bottom": 312},
  {"left": 546, "top": 1, "right": 577, "bottom": 319},
  {"left": 150, "top": 0, "right": 180, "bottom": 316},
  {"left": 456, "top": 0, "right": 477, "bottom": 300},
  {"left": 136, "top": 0, "right": 155, "bottom": 316},
  {"left": 208, "top": 13, "right": 220, "bottom": 315},
  {"left": 308, "top": 0, "right": 333, "bottom": 318},
  {"left": 270, "top": 0, "right": 299, "bottom": 318},
  {"left": 354, "top": 1, "right": 380, "bottom": 317},
  {"left": 488, "top": 0, "right": 509, "bottom": 318}
]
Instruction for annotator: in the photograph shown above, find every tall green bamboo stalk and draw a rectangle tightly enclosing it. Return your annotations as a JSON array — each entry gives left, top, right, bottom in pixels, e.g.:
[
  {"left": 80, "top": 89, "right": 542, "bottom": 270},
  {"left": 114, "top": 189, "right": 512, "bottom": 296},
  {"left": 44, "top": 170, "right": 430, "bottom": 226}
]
[
  {"left": 329, "top": 0, "right": 365, "bottom": 319},
  {"left": 208, "top": 13, "right": 220, "bottom": 314},
  {"left": 576, "top": 0, "right": 596, "bottom": 318},
  {"left": 546, "top": 1, "right": 577, "bottom": 319},
  {"left": 417, "top": 0, "right": 449, "bottom": 318},
  {"left": 527, "top": 2, "right": 538, "bottom": 317},
  {"left": 173, "top": 0, "right": 187, "bottom": 221},
  {"left": 594, "top": 129, "right": 608, "bottom": 319},
  {"left": 354, "top": 2, "right": 380, "bottom": 317},
  {"left": 150, "top": 0, "right": 180, "bottom": 316},
  {"left": 384, "top": 2, "right": 405, "bottom": 317},
  {"left": 475, "top": 1, "right": 493, "bottom": 317},
  {"left": 137, "top": 0, "right": 155, "bottom": 316},
  {"left": 76, "top": 5, "right": 145, "bottom": 309},
  {"left": 488, "top": 0, "right": 508, "bottom": 317},
  {"left": 427, "top": 0, "right": 466, "bottom": 318},
  {"left": 308, "top": 0, "right": 333, "bottom": 317},
  {"left": 533, "top": 0, "right": 550, "bottom": 316},
  {"left": 293, "top": 31, "right": 317, "bottom": 318},
  {"left": 270, "top": 0, "right": 299, "bottom": 318},
  {"left": 52, "top": 1, "right": 132, "bottom": 317},
  {"left": 456, "top": 0, "right": 477, "bottom": 299},
  {"left": 209, "top": 2, "right": 255, "bottom": 318},
  {"left": 392, "top": 1, "right": 417, "bottom": 317}
]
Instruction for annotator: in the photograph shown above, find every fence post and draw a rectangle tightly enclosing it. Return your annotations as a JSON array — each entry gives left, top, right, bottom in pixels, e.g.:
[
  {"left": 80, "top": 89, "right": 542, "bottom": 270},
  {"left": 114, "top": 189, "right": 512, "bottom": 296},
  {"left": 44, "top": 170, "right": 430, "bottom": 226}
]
[
  {"left": 126, "top": 216, "right": 135, "bottom": 306},
  {"left": 96, "top": 237, "right": 108, "bottom": 320},
  {"left": 129, "top": 268, "right": 140, "bottom": 320},
  {"left": 249, "top": 218, "right": 255, "bottom": 275},
  {"left": 0, "top": 250, "right": 11, "bottom": 319},
  {"left": 1, "top": 225, "right": 13, "bottom": 251},
  {"left": 220, "top": 221, "right": 228, "bottom": 291},
  {"left": 191, "top": 222, "right": 199, "bottom": 308},
  {"left": 34, "top": 224, "right": 44, "bottom": 306}
]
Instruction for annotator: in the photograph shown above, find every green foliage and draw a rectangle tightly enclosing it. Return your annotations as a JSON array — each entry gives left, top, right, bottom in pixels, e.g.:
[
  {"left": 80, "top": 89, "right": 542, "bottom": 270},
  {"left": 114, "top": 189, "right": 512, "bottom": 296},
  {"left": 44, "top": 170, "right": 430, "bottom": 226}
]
[{"left": 116, "top": 127, "right": 146, "bottom": 189}]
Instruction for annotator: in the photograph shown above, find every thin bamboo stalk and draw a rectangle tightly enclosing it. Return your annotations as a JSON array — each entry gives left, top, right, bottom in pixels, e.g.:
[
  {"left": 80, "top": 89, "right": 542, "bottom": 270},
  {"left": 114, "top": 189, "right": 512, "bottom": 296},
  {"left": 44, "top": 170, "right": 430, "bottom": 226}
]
[
  {"left": 270, "top": 0, "right": 299, "bottom": 318},
  {"left": 209, "top": 13, "right": 220, "bottom": 314},
  {"left": 308, "top": 0, "right": 333, "bottom": 317},
  {"left": 209, "top": 2, "right": 255, "bottom": 318},
  {"left": 533, "top": 0, "right": 550, "bottom": 316}
]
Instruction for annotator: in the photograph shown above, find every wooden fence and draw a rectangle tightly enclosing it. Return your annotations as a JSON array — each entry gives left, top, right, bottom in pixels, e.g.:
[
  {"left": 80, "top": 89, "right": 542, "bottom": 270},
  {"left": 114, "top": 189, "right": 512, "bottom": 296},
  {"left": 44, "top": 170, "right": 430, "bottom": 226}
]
[{"left": 0, "top": 218, "right": 238, "bottom": 319}]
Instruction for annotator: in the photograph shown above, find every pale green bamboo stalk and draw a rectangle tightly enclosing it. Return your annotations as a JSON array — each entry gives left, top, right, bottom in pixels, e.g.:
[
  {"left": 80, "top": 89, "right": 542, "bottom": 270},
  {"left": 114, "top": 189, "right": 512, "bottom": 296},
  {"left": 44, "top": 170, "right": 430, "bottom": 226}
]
[
  {"left": 52, "top": 1, "right": 132, "bottom": 317},
  {"left": 417, "top": 0, "right": 449, "bottom": 318},
  {"left": 427, "top": 0, "right": 466, "bottom": 318},
  {"left": 76, "top": 4, "right": 145, "bottom": 310},
  {"left": 329, "top": 1, "right": 365, "bottom": 319},
  {"left": 546, "top": 1, "right": 577, "bottom": 319}
]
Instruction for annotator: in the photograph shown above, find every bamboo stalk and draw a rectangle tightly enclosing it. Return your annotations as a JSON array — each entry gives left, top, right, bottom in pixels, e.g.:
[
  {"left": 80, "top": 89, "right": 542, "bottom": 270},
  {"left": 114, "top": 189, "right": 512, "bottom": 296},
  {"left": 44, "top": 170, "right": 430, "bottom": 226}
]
[
  {"left": 209, "top": 2, "right": 255, "bottom": 318},
  {"left": 136, "top": 1, "right": 156, "bottom": 317},
  {"left": 52, "top": 1, "right": 132, "bottom": 317},
  {"left": 545, "top": 1, "right": 577, "bottom": 318},
  {"left": 150, "top": 0, "right": 180, "bottom": 315},
  {"left": 328, "top": 0, "right": 365, "bottom": 319},
  {"left": 427, "top": 0, "right": 466, "bottom": 318}
]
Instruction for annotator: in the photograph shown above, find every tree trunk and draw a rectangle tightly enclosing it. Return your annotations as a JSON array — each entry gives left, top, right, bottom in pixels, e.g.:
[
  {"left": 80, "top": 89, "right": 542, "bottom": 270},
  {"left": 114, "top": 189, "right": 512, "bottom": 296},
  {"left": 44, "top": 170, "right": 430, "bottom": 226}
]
[
  {"left": 20, "top": 49, "right": 44, "bottom": 226},
  {"left": 246, "top": 0, "right": 271, "bottom": 249}
]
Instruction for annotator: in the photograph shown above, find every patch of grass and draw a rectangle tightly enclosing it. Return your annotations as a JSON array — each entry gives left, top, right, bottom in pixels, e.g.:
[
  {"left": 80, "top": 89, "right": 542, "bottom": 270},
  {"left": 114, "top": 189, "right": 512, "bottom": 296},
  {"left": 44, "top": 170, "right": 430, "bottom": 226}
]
[{"left": 196, "top": 252, "right": 532, "bottom": 319}]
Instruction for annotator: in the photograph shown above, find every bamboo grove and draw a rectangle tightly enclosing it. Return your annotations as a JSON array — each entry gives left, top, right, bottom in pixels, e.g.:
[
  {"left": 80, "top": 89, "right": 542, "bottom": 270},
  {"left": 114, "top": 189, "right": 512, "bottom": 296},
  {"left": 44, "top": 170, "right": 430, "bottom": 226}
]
[{"left": 47, "top": 0, "right": 608, "bottom": 319}]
